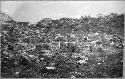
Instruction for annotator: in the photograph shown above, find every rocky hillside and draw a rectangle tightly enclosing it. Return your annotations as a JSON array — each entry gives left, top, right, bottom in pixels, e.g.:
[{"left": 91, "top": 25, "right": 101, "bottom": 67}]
[{"left": 1, "top": 13, "right": 124, "bottom": 78}]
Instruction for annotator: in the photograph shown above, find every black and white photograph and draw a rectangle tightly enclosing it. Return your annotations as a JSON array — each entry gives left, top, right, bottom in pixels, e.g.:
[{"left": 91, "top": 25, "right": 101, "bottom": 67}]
[{"left": 0, "top": 1, "right": 124, "bottom": 78}]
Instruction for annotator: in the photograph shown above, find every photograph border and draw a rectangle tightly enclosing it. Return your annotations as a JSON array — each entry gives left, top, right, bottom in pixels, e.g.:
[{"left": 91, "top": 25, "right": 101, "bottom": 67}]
[{"left": 0, "top": 0, "right": 124, "bottom": 79}]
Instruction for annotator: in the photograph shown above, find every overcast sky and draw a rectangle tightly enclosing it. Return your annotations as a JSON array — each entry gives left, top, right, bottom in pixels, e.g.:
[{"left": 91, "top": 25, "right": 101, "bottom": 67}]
[{"left": 1, "top": 1, "right": 125, "bottom": 23}]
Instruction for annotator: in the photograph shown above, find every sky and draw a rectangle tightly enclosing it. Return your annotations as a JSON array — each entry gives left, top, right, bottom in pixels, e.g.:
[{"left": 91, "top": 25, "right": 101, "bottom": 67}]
[{"left": 1, "top": 1, "right": 125, "bottom": 23}]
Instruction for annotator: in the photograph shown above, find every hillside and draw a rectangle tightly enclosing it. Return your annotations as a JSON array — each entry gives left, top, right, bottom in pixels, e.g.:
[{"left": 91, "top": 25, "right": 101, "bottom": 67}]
[{"left": 1, "top": 13, "right": 124, "bottom": 78}]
